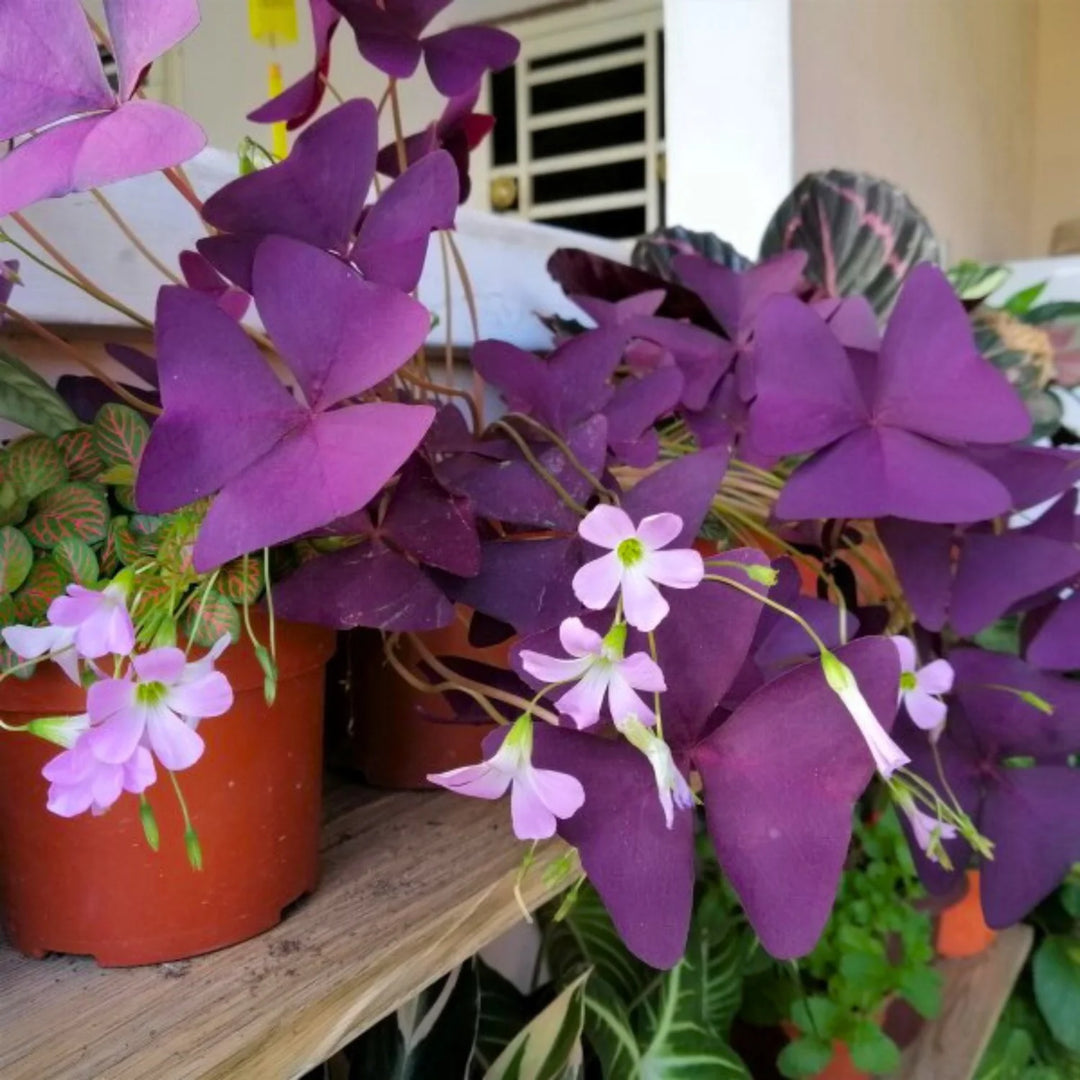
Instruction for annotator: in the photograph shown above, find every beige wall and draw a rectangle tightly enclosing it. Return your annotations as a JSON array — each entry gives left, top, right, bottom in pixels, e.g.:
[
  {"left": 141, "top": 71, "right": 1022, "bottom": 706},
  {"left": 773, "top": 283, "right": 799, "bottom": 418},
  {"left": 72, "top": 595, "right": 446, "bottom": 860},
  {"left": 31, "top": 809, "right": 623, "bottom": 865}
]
[
  {"left": 1031, "top": 0, "right": 1080, "bottom": 253},
  {"left": 791, "top": 0, "right": 1039, "bottom": 263}
]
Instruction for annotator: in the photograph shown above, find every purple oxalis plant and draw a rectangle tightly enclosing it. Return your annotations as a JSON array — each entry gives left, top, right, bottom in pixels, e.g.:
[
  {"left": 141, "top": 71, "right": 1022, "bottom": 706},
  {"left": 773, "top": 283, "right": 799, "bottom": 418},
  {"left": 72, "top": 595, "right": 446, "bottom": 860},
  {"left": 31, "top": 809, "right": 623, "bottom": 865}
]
[{"left": 4, "top": 0, "right": 1080, "bottom": 985}]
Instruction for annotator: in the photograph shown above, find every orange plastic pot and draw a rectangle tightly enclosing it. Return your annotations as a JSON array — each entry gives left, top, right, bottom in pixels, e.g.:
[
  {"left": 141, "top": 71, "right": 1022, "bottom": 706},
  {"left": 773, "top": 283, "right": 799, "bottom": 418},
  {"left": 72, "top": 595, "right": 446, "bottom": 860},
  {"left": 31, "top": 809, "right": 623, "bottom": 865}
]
[
  {"left": 936, "top": 869, "right": 997, "bottom": 958},
  {"left": 0, "top": 616, "right": 335, "bottom": 967},
  {"left": 356, "top": 607, "right": 504, "bottom": 789}
]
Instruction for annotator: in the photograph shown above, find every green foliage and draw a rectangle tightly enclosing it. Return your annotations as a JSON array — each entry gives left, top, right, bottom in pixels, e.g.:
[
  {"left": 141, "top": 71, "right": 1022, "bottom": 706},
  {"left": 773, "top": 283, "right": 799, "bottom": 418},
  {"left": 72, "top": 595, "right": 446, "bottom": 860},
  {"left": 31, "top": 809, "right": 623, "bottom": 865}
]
[
  {"left": 773, "top": 809, "right": 940, "bottom": 1077},
  {"left": 52, "top": 536, "right": 99, "bottom": 586},
  {"left": 181, "top": 588, "right": 240, "bottom": 646},
  {"left": 543, "top": 879, "right": 750, "bottom": 1079},
  {"left": 1033, "top": 937, "right": 1080, "bottom": 1053},
  {"left": 92, "top": 403, "right": 150, "bottom": 471},
  {"left": 12, "top": 557, "right": 69, "bottom": 622},
  {"left": 948, "top": 260, "right": 1011, "bottom": 303},
  {"left": 55, "top": 428, "right": 102, "bottom": 480},
  {"left": 23, "top": 482, "right": 109, "bottom": 548},
  {"left": 5, "top": 435, "right": 67, "bottom": 500},
  {"left": 0, "top": 525, "right": 33, "bottom": 595},
  {"left": 0, "top": 351, "right": 80, "bottom": 437},
  {"left": 218, "top": 556, "right": 266, "bottom": 604},
  {"left": 977, "top": 987, "right": 1080, "bottom": 1079}
]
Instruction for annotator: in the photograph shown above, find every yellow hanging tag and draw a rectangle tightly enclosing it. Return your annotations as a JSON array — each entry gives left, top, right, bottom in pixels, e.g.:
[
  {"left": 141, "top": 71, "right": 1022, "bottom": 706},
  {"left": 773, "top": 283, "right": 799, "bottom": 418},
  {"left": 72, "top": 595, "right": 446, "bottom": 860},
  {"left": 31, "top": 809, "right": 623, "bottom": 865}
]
[
  {"left": 248, "top": 0, "right": 299, "bottom": 45},
  {"left": 268, "top": 63, "right": 289, "bottom": 159}
]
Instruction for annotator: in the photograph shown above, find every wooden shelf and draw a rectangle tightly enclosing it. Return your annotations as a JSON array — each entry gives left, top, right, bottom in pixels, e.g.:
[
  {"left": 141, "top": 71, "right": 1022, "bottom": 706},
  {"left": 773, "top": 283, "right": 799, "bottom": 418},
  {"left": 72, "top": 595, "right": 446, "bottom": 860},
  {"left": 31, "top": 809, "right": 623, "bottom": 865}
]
[
  {"left": 893, "top": 924, "right": 1034, "bottom": 1080},
  {"left": 0, "top": 782, "right": 568, "bottom": 1080}
]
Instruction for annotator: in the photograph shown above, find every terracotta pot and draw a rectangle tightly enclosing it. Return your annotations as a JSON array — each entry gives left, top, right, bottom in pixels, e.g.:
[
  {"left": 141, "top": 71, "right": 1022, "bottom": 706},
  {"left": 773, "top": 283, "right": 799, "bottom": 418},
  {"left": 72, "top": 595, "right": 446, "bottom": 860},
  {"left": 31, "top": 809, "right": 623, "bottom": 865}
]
[
  {"left": 355, "top": 607, "right": 505, "bottom": 789},
  {"left": 0, "top": 616, "right": 335, "bottom": 967},
  {"left": 936, "top": 869, "right": 996, "bottom": 958}
]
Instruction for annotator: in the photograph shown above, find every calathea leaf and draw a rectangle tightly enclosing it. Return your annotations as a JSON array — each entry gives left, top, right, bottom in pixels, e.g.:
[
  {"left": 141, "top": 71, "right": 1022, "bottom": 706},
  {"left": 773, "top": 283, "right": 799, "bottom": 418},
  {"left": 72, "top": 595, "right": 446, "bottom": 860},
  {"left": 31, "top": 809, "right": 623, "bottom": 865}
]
[
  {"left": 0, "top": 351, "right": 80, "bottom": 436},
  {"left": 52, "top": 536, "right": 99, "bottom": 586},
  {"left": 0, "top": 526, "right": 33, "bottom": 595},
  {"left": 5, "top": 436, "right": 67, "bottom": 501},
  {"left": 22, "top": 482, "right": 109, "bottom": 549},
  {"left": 483, "top": 970, "right": 589, "bottom": 1080}
]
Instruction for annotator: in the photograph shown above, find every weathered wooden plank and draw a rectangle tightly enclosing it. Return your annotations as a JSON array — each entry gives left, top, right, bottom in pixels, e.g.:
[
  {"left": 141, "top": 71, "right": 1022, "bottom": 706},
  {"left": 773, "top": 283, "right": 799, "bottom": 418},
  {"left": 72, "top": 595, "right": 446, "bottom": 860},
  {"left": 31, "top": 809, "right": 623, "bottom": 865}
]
[
  {"left": 892, "top": 924, "right": 1034, "bottom": 1080},
  {"left": 0, "top": 784, "right": 568, "bottom": 1080}
]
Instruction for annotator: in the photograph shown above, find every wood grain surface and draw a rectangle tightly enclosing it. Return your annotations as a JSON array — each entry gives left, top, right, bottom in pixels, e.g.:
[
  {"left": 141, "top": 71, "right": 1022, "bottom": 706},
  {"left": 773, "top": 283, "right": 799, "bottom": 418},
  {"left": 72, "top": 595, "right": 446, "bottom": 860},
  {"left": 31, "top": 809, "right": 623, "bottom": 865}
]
[
  {"left": 892, "top": 924, "right": 1034, "bottom": 1080},
  {"left": 0, "top": 784, "right": 569, "bottom": 1080}
]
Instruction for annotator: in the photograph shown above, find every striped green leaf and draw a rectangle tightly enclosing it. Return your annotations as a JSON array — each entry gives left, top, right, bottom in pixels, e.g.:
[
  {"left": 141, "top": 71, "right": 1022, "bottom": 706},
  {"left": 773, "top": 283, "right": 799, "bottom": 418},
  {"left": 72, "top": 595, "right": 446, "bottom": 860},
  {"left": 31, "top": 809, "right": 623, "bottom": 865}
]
[
  {"left": 218, "top": 557, "right": 265, "bottom": 604},
  {"left": 5, "top": 436, "right": 67, "bottom": 501},
  {"left": 92, "top": 403, "right": 150, "bottom": 469},
  {"left": 13, "top": 557, "right": 69, "bottom": 622},
  {"left": 56, "top": 428, "right": 103, "bottom": 481},
  {"left": 52, "top": 536, "right": 99, "bottom": 586},
  {"left": 181, "top": 588, "right": 240, "bottom": 647},
  {"left": 0, "top": 351, "right": 80, "bottom": 437},
  {"left": 483, "top": 970, "right": 588, "bottom": 1080},
  {"left": 0, "top": 526, "right": 33, "bottom": 595},
  {"left": 23, "top": 482, "right": 109, "bottom": 549},
  {"left": 0, "top": 480, "right": 27, "bottom": 527}
]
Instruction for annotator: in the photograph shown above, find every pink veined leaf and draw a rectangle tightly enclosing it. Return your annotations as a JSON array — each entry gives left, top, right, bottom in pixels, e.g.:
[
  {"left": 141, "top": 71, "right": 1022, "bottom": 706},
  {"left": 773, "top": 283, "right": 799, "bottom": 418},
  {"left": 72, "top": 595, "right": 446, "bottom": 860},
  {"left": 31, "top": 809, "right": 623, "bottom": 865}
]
[{"left": 22, "top": 483, "right": 110, "bottom": 550}]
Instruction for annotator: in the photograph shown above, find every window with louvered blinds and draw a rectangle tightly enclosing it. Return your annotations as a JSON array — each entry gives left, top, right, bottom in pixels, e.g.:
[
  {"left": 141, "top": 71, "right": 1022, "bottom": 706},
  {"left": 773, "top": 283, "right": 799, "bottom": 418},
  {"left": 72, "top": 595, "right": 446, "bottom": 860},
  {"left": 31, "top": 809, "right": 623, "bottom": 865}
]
[{"left": 488, "top": 1, "right": 665, "bottom": 240}]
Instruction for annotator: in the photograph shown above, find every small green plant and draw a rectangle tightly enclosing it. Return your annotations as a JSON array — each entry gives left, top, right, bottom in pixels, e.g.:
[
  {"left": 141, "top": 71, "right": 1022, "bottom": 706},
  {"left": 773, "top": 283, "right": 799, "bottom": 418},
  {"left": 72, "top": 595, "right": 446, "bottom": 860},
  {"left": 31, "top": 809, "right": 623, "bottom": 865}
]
[{"left": 774, "top": 809, "right": 942, "bottom": 1077}]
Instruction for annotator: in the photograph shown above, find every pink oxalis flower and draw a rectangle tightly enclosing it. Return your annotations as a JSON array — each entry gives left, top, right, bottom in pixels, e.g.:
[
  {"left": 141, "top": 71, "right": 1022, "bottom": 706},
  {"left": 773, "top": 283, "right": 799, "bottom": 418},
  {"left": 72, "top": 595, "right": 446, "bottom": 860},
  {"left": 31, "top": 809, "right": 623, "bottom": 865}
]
[
  {"left": 572, "top": 507, "right": 704, "bottom": 632},
  {"left": 44, "top": 736, "right": 157, "bottom": 818},
  {"left": 894, "top": 790, "right": 957, "bottom": 866},
  {"left": 892, "top": 636, "right": 954, "bottom": 735},
  {"left": 85, "top": 642, "right": 234, "bottom": 772},
  {"left": 427, "top": 716, "right": 585, "bottom": 840},
  {"left": 519, "top": 617, "right": 666, "bottom": 728}
]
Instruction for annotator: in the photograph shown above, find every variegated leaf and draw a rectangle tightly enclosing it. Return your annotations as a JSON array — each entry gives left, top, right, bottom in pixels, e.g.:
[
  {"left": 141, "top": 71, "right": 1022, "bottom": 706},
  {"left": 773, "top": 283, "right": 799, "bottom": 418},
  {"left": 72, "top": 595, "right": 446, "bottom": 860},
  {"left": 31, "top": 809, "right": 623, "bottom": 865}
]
[
  {"left": 0, "top": 481, "right": 27, "bottom": 527},
  {"left": 0, "top": 351, "right": 80, "bottom": 437},
  {"left": 23, "top": 482, "right": 109, "bottom": 549},
  {"left": 0, "top": 526, "right": 33, "bottom": 595},
  {"left": 6, "top": 436, "right": 67, "bottom": 501},
  {"left": 52, "top": 536, "right": 99, "bottom": 586},
  {"left": 115, "top": 485, "right": 139, "bottom": 512},
  {"left": 483, "top": 971, "right": 588, "bottom": 1080},
  {"left": 218, "top": 557, "right": 265, "bottom": 604},
  {"left": 92, "top": 403, "right": 150, "bottom": 470},
  {"left": 13, "top": 558, "right": 69, "bottom": 622},
  {"left": 131, "top": 578, "right": 172, "bottom": 624},
  {"left": 56, "top": 428, "right": 103, "bottom": 481},
  {"left": 104, "top": 517, "right": 141, "bottom": 568},
  {"left": 181, "top": 588, "right": 240, "bottom": 647},
  {"left": 130, "top": 514, "right": 163, "bottom": 538}
]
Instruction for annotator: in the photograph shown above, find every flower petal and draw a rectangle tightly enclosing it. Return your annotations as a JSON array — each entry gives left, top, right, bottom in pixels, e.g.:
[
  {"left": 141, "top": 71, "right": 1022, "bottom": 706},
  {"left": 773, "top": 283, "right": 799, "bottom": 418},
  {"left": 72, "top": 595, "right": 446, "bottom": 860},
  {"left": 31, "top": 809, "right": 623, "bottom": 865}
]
[
  {"left": 572, "top": 551, "right": 623, "bottom": 611},
  {"left": 47, "top": 586, "right": 103, "bottom": 628},
  {"left": 84, "top": 706, "right": 146, "bottom": 765},
  {"left": 2, "top": 623, "right": 73, "bottom": 661},
  {"left": 519, "top": 651, "right": 592, "bottom": 686},
  {"left": 555, "top": 665, "right": 612, "bottom": 729},
  {"left": 916, "top": 658, "right": 954, "bottom": 696},
  {"left": 605, "top": 670, "right": 655, "bottom": 727},
  {"left": 621, "top": 568, "right": 669, "bottom": 632},
  {"left": 510, "top": 771, "right": 558, "bottom": 840},
  {"left": 165, "top": 670, "right": 234, "bottom": 719},
  {"left": 530, "top": 765, "right": 586, "bottom": 820},
  {"left": 641, "top": 548, "right": 704, "bottom": 590},
  {"left": 905, "top": 688, "right": 948, "bottom": 732},
  {"left": 558, "top": 616, "right": 603, "bottom": 659},
  {"left": 618, "top": 651, "right": 667, "bottom": 693},
  {"left": 891, "top": 635, "right": 917, "bottom": 675},
  {"left": 122, "top": 746, "right": 157, "bottom": 794},
  {"left": 132, "top": 646, "right": 187, "bottom": 685},
  {"left": 635, "top": 512, "right": 684, "bottom": 552},
  {"left": 145, "top": 706, "right": 206, "bottom": 771},
  {"left": 428, "top": 760, "right": 511, "bottom": 800},
  {"left": 577, "top": 505, "right": 636, "bottom": 549}
]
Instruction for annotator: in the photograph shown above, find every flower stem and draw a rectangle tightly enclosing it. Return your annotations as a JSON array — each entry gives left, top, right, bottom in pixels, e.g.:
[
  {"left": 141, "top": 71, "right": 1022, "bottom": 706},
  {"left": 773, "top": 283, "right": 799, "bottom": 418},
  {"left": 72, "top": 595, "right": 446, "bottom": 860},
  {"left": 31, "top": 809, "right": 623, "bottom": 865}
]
[
  {"left": 90, "top": 189, "right": 182, "bottom": 284},
  {"left": 506, "top": 412, "right": 616, "bottom": 504},
  {"left": 167, "top": 770, "right": 203, "bottom": 871},
  {"left": 705, "top": 572, "right": 831, "bottom": 655},
  {"left": 647, "top": 629, "right": 664, "bottom": 740},
  {"left": 491, "top": 420, "right": 590, "bottom": 517}
]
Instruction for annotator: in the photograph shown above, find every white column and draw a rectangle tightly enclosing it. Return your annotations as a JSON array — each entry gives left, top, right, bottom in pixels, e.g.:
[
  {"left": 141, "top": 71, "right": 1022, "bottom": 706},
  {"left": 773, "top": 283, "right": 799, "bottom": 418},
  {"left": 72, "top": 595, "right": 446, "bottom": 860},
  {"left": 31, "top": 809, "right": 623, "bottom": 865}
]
[{"left": 662, "top": 0, "right": 794, "bottom": 258}]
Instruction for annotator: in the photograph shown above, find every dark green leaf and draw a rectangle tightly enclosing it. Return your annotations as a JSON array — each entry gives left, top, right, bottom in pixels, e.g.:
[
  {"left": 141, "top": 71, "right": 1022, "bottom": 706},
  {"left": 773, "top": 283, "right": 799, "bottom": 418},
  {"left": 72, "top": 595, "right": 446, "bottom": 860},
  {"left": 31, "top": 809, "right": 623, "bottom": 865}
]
[
  {"left": 0, "top": 480, "right": 27, "bottom": 527},
  {"left": 1024, "top": 300, "right": 1080, "bottom": 325},
  {"left": 472, "top": 958, "right": 531, "bottom": 1076},
  {"left": 0, "top": 526, "right": 33, "bottom": 595},
  {"left": 776, "top": 1036, "right": 834, "bottom": 1078},
  {"left": 23, "top": 482, "right": 109, "bottom": 549},
  {"left": 5, "top": 436, "right": 67, "bottom": 500},
  {"left": 790, "top": 996, "right": 840, "bottom": 1039},
  {"left": 52, "top": 536, "right": 99, "bottom": 586},
  {"left": 1003, "top": 282, "right": 1048, "bottom": 316},
  {"left": 0, "top": 351, "right": 80, "bottom": 436},
  {"left": 103, "top": 516, "right": 140, "bottom": 570},
  {"left": 1033, "top": 936, "right": 1080, "bottom": 1052},
  {"left": 899, "top": 966, "right": 943, "bottom": 1019},
  {"left": 55, "top": 428, "right": 102, "bottom": 481},
  {"left": 92, "top": 403, "right": 150, "bottom": 470},
  {"left": 848, "top": 1020, "right": 901, "bottom": 1073}
]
